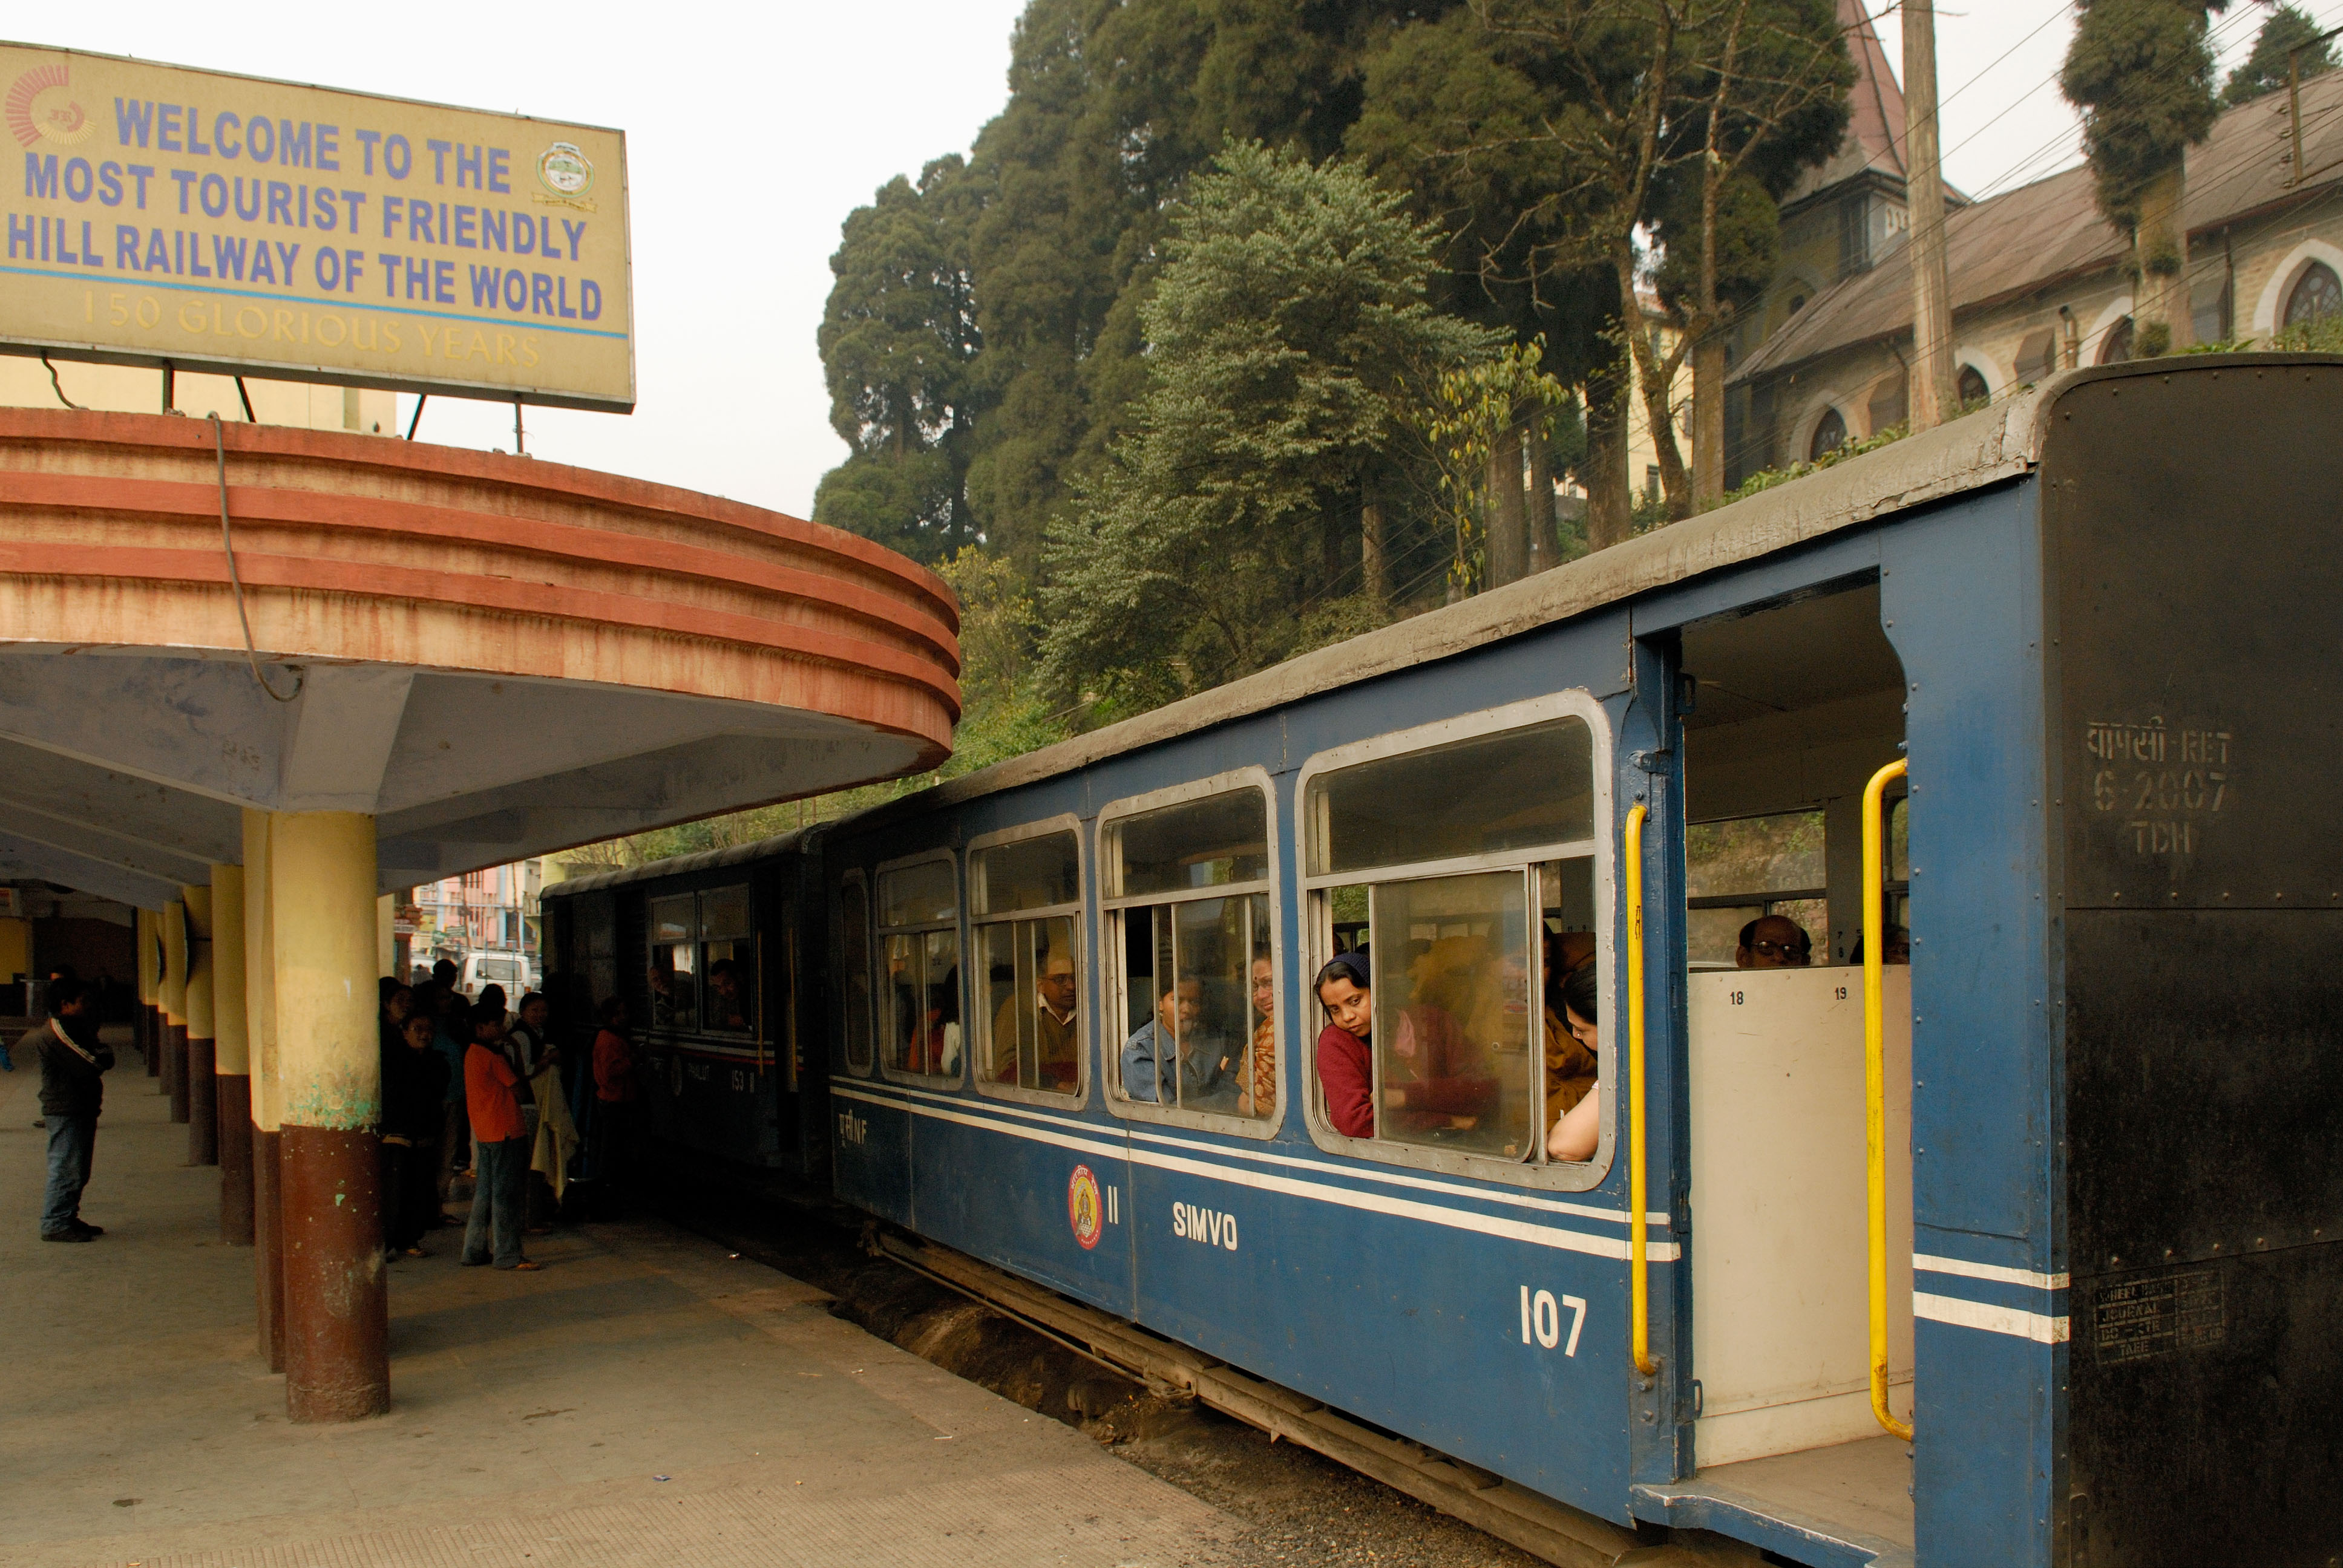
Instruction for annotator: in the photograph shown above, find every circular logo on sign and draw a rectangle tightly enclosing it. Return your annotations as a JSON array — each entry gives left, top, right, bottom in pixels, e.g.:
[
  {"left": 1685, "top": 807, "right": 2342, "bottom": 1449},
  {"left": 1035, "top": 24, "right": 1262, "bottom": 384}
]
[
  {"left": 6, "top": 62, "right": 94, "bottom": 147},
  {"left": 1067, "top": 1164, "right": 1104, "bottom": 1250},
  {"left": 537, "top": 141, "right": 594, "bottom": 198}
]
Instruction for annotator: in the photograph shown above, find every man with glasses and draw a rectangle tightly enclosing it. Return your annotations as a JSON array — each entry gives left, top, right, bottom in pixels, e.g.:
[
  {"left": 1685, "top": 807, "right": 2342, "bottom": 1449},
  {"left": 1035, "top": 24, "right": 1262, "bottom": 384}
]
[{"left": 1735, "top": 915, "right": 1813, "bottom": 970}]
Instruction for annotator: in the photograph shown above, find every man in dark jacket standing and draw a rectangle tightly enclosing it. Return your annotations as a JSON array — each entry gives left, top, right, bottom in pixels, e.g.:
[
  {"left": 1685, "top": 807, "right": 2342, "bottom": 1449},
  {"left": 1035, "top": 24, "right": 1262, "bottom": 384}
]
[{"left": 33, "top": 976, "right": 113, "bottom": 1241}]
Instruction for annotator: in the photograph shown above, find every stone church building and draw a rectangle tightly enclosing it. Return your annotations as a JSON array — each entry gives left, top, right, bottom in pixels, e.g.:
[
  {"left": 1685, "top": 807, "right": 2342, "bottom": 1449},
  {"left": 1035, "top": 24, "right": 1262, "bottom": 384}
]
[{"left": 1718, "top": 0, "right": 2343, "bottom": 486}]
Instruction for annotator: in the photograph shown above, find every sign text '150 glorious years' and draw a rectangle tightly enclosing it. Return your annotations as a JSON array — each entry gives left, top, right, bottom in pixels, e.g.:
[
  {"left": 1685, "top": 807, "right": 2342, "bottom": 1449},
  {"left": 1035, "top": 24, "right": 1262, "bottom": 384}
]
[{"left": 2, "top": 42, "right": 632, "bottom": 411}]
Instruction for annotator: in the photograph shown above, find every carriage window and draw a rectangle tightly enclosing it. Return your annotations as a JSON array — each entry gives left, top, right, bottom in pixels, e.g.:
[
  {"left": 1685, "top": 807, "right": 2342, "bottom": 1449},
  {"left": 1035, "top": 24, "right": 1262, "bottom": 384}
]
[
  {"left": 972, "top": 831, "right": 1083, "bottom": 1096},
  {"left": 1309, "top": 719, "right": 1593, "bottom": 875},
  {"left": 700, "top": 886, "right": 753, "bottom": 1034},
  {"left": 1685, "top": 810, "right": 1826, "bottom": 967},
  {"left": 648, "top": 893, "right": 698, "bottom": 1032},
  {"left": 1113, "top": 791, "right": 1270, "bottom": 895},
  {"left": 839, "top": 872, "right": 874, "bottom": 1073},
  {"left": 1104, "top": 786, "right": 1276, "bottom": 1123},
  {"left": 878, "top": 858, "right": 961, "bottom": 1080},
  {"left": 645, "top": 885, "right": 755, "bottom": 1034},
  {"left": 1305, "top": 713, "right": 1599, "bottom": 1169}
]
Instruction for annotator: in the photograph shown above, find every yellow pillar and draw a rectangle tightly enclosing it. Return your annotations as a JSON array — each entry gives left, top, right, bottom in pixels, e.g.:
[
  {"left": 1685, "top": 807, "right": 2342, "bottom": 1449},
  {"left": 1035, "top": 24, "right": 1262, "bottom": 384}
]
[
  {"left": 244, "top": 810, "right": 287, "bottom": 1371},
  {"left": 160, "top": 897, "right": 189, "bottom": 1120},
  {"left": 270, "top": 811, "right": 388, "bottom": 1422},
  {"left": 376, "top": 893, "right": 396, "bottom": 981},
  {"left": 214, "top": 864, "right": 255, "bottom": 1243},
  {"left": 182, "top": 883, "right": 218, "bottom": 1166},
  {"left": 136, "top": 907, "right": 160, "bottom": 1079}
]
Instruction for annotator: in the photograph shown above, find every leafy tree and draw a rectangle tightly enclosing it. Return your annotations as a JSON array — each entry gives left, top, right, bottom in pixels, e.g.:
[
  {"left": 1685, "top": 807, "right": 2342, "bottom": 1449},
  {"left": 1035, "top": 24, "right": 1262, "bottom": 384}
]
[
  {"left": 813, "top": 158, "right": 985, "bottom": 564},
  {"left": 2062, "top": 0, "right": 2229, "bottom": 355},
  {"left": 1039, "top": 143, "right": 1498, "bottom": 710},
  {"left": 1349, "top": 0, "right": 1848, "bottom": 531},
  {"left": 1347, "top": 8, "right": 1621, "bottom": 573},
  {"left": 1416, "top": 338, "right": 1576, "bottom": 597},
  {"left": 2223, "top": 2, "right": 2335, "bottom": 105}
]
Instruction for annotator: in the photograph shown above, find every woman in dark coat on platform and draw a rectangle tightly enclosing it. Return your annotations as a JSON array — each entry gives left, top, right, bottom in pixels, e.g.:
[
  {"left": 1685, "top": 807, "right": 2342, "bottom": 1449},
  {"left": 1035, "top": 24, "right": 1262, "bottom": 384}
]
[{"left": 382, "top": 1011, "right": 450, "bottom": 1257}]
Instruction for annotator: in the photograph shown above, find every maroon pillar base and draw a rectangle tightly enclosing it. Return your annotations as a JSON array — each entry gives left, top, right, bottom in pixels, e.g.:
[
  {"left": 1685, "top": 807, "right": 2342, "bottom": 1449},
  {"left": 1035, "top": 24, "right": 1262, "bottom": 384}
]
[
  {"left": 280, "top": 1125, "right": 388, "bottom": 1422},
  {"left": 142, "top": 1004, "right": 159, "bottom": 1076},
  {"left": 255, "top": 1128, "right": 286, "bottom": 1372},
  {"left": 168, "top": 1025, "right": 189, "bottom": 1120},
  {"left": 186, "top": 1038, "right": 218, "bottom": 1165},
  {"left": 219, "top": 1075, "right": 254, "bottom": 1244}
]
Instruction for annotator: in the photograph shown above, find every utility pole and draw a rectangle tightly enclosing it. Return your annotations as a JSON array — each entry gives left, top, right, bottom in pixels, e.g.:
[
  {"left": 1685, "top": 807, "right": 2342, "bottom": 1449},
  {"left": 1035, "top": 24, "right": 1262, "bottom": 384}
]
[{"left": 1903, "top": 0, "right": 1957, "bottom": 430}]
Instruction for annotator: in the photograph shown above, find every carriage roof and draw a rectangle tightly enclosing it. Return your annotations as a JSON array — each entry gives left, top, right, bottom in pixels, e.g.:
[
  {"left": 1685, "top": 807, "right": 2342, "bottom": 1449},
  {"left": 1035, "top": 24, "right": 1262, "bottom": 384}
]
[{"left": 544, "top": 356, "right": 2313, "bottom": 899}]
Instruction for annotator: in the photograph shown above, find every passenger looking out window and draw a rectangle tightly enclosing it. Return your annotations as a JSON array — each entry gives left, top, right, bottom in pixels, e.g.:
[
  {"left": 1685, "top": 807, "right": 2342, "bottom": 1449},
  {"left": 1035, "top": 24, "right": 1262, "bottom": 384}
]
[
  {"left": 971, "top": 832, "right": 1083, "bottom": 1096},
  {"left": 1314, "top": 952, "right": 1375, "bottom": 1138},
  {"left": 1546, "top": 962, "right": 1604, "bottom": 1163},
  {"left": 707, "top": 958, "right": 749, "bottom": 1032},
  {"left": 992, "top": 947, "right": 1079, "bottom": 1090},
  {"left": 1121, "top": 978, "right": 1227, "bottom": 1104},
  {"left": 1303, "top": 710, "right": 1601, "bottom": 1167},
  {"left": 878, "top": 860, "right": 960, "bottom": 1080},
  {"left": 1240, "top": 953, "right": 1276, "bottom": 1117},
  {"left": 1544, "top": 935, "right": 1598, "bottom": 1129},
  {"left": 1735, "top": 914, "right": 1813, "bottom": 969},
  {"left": 1101, "top": 785, "right": 1274, "bottom": 1122}
]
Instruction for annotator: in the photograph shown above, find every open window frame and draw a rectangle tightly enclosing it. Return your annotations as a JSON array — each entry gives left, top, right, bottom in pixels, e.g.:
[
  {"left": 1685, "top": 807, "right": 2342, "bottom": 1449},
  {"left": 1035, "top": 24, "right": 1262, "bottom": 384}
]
[
  {"left": 967, "top": 815, "right": 1092, "bottom": 1109},
  {"left": 1096, "top": 765, "right": 1285, "bottom": 1142},
  {"left": 1293, "top": 691, "right": 1617, "bottom": 1191},
  {"left": 873, "top": 849, "right": 966, "bottom": 1089},
  {"left": 835, "top": 867, "right": 874, "bottom": 1077}
]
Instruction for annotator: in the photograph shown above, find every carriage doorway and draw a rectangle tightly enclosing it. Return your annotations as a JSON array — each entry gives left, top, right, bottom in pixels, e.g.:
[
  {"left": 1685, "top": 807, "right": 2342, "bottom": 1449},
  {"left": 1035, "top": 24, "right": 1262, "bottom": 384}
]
[{"left": 1674, "top": 583, "right": 1915, "bottom": 1471}]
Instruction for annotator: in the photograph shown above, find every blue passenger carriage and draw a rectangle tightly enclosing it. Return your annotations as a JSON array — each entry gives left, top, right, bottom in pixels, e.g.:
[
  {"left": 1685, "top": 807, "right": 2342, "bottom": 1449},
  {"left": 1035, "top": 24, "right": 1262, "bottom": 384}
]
[{"left": 551, "top": 357, "right": 2343, "bottom": 1567}]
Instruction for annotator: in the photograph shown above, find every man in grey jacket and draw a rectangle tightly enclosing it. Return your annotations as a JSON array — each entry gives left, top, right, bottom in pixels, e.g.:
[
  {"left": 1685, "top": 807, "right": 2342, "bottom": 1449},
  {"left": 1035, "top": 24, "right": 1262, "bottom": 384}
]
[{"left": 33, "top": 977, "right": 113, "bottom": 1241}]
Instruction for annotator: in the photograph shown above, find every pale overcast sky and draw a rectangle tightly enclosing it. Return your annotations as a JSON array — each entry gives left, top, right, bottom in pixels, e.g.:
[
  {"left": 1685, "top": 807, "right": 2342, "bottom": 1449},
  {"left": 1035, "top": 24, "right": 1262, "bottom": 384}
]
[{"left": 42, "top": 1, "right": 2313, "bottom": 518}]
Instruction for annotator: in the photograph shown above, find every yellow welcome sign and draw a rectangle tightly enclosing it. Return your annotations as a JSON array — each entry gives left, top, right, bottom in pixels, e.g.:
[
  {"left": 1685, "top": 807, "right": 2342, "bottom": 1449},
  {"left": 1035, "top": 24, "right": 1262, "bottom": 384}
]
[{"left": 2, "top": 42, "right": 633, "bottom": 411}]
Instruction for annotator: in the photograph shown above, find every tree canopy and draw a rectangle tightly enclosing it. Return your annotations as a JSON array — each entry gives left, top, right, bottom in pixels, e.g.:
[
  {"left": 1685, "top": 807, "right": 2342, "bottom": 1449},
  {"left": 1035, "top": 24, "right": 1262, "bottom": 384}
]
[
  {"left": 2223, "top": 2, "right": 2336, "bottom": 105},
  {"left": 811, "top": 0, "right": 1868, "bottom": 731},
  {"left": 1038, "top": 142, "right": 1498, "bottom": 710},
  {"left": 2062, "top": 0, "right": 2227, "bottom": 226}
]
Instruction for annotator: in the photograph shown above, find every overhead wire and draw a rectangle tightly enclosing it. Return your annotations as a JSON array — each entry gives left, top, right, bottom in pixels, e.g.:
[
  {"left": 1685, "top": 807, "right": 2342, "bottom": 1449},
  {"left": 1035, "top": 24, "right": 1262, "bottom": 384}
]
[{"left": 208, "top": 413, "right": 303, "bottom": 704}]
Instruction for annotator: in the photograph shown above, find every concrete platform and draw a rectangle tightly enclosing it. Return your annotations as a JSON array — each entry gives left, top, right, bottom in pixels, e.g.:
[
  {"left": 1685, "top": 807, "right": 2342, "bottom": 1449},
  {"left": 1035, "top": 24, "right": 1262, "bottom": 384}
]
[{"left": 0, "top": 1051, "right": 1239, "bottom": 1568}]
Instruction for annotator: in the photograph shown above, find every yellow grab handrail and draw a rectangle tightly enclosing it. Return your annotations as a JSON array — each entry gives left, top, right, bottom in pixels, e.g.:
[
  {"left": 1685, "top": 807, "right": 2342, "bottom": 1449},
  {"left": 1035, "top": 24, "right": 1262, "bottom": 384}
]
[
  {"left": 1625, "top": 802, "right": 1659, "bottom": 1378},
  {"left": 1863, "top": 758, "right": 1913, "bottom": 1442}
]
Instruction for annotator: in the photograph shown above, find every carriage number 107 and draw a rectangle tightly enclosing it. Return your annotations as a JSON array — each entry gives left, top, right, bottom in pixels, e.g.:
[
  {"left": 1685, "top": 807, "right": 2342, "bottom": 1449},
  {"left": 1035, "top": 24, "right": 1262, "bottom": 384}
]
[{"left": 1519, "top": 1286, "right": 1587, "bottom": 1355}]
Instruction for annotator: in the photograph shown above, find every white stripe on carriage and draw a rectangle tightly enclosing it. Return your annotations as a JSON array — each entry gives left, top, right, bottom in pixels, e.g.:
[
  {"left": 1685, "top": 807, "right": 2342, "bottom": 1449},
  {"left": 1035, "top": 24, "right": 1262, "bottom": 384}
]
[
  {"left": 857, "top": 1080, "right": 1671, "bottom": 1230},
  {"left": 831, "top": 1083, "right": 1681, "bottom": 1264},
  {"left": 1914, "top": 1254, "right": 2069, "bottom": 1291},
  {"left": 1913, "top": 1291, "right": 2070, "bottom": 1344}
]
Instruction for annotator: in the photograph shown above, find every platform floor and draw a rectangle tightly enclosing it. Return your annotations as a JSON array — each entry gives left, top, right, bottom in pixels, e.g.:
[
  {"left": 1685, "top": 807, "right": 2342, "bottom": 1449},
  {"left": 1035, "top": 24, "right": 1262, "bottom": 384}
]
[{"left": 0, "top": 1045, "right": 1239, "bottom": 1568}]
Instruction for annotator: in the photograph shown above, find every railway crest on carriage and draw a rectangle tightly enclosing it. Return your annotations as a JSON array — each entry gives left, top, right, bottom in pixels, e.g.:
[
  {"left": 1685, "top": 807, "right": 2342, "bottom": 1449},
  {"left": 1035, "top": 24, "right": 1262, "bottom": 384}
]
[{"left": 1066, "top": 1165, "right": 1103, "bottom": 1250}]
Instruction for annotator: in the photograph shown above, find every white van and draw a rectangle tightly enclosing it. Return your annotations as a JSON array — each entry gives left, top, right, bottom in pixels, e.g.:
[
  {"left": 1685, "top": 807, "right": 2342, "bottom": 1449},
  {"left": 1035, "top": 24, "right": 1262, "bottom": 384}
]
[{"left": 456, "top": 951, "right": 531, "bottom": 1003}]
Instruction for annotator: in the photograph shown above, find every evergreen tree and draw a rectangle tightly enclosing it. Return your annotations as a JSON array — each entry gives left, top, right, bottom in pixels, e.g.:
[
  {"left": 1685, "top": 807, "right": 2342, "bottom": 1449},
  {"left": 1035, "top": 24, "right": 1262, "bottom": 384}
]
[
  {"left": 2062, "top": 0, "right": 2228, "bottom": 355},
  {"left": 2223, "top": 2, "right": 2335, "bottom": 106},
  {"left": 1039, "top": 143, "right": 1498, "bottom": 710},
  {"left": 813, "top": 158, "right": 985, "bottom": 563}
]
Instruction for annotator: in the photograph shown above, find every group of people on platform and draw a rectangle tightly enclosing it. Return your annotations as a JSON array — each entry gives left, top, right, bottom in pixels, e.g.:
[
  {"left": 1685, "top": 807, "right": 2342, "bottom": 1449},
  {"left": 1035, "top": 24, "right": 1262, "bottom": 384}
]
[{"left": 375, "top": 962, "right": 641, "bottom": 1271}]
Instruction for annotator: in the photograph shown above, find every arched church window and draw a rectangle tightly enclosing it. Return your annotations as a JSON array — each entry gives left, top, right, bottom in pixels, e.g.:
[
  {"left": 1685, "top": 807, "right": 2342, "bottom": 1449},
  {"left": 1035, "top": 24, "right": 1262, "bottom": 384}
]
[
  {"left": 2285, "top": 261, "right": 2341, "bottom": 327},
  {"left": 1807, "top": 408, "right": 1847, "bottom": 462},
  {"left": 2014, "top": 330, "right": 2057, "bottom": 384},
  {"left": 2096, "top": 316, "right": 2134, "bottom": 365}
]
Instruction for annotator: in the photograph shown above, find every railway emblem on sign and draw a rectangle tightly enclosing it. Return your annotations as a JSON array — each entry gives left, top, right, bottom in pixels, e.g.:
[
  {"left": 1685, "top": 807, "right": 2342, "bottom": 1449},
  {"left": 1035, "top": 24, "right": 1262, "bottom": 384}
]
[
  {"left": 1067, "top": 1164, "right": 1104, "bottom": 1250},
  {"left": 6, "top": 62, "right": 93, "bottom": 148}
]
